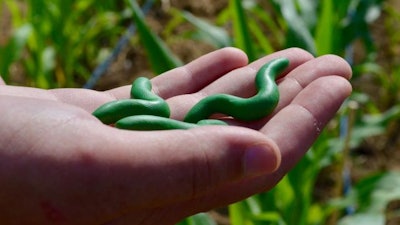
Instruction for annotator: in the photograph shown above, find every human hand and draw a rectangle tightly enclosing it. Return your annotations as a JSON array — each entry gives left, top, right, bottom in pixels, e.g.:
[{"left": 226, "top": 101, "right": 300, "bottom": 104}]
[{"left": 0, "top": 47, "right": 352, "bottom": 225}]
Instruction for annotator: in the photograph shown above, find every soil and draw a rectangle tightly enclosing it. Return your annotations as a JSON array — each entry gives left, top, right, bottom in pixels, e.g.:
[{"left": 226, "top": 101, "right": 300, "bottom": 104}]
[{"left": 95, "top": 0, "right": 227, "bottom": 90}]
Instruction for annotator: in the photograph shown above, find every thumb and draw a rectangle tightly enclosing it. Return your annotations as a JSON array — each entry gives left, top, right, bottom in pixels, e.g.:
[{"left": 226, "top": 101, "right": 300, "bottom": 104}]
[{"left": 96, "top": 125, "right": 281, "bottom": 208}]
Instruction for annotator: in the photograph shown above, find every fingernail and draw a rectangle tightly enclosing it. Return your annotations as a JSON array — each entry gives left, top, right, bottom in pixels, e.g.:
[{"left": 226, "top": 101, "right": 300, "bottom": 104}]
[{"left": 244, "top": 144, "right": 280, "bottom": 177}]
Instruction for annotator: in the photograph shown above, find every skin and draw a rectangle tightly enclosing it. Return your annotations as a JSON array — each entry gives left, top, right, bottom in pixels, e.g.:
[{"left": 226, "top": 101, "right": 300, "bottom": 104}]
[{"left": 0, "top": 47, "right": 352, "bottom": 225}]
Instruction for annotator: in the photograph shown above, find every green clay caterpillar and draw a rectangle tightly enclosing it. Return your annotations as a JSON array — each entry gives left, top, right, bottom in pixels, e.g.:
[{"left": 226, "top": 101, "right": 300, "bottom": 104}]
[
  {"left": 92, "top": 57, "right": 289, "bottom": 130},
  {"left": 115, "top": 115, "right": 228, "bottom": 130},
  {"left": 184, "top": 57, "right": 289, "bottom": 123},
  {"left": 92, "top": 77, "right": 170, "bottom": 124}
]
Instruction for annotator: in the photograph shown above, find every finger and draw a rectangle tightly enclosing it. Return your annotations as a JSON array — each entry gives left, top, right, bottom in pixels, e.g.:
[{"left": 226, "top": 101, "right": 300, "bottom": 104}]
[
  {"left": 107, "top": 47, "right": 248, "bottom": 99},
  {"left": 97, "top": 126, "right": 280, "bottom": 209},
  {"left": 199, "top": 47, "right": 314, "bottom": 97},
  {"left": 0, "top": 95, "right": 280, "bottom": 223},
  {"left": 167, "top": 48, "right": 314, "bottom": 119},
  {"left": 94, "top": 127, "right": 281, "bottom": 225},
  {"left": 274, "top": 54, "right": 352, "bottom": 113},
  {"left": 131, "top": 76, "right": 353, "bottom": 222},
  {"left": 0, "top": 76, "right": 5, "bottom": 85},
  {"left": 197, "top": 76, "right": 353, "bottom": 203},
  {"left": 6, "top": 121, "right": 280, "bottom": 223},
  {"left": 241, "top": 55, "right": 353, "bottom": 129},
  {"left": 92, "top": 76, "right": 352, "bottom": 225},
  {"left": 261, "top": 76, "right": 352, "bottom": 173},
  {"left": 0, "top": 84, "right": 118, "bottom": 114}
]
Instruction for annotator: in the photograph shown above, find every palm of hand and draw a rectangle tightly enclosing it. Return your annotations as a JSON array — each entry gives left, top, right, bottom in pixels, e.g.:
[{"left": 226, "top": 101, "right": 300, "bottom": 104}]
[{"left": 0, "top": 47, "right": 351, "bottom": 225}]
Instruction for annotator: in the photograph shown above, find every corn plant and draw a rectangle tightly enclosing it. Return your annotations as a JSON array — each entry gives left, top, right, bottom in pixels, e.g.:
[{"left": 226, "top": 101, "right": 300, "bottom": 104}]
[
  {"left": 169, "top": 0, "right": 390, "bottom": 224},
  {"left": 127, "top": 0, "right": 182, "bottom": 74},
  {"left": 0, "top": 23, "right": 32, "bottom": 83},
  {"left": 1, "top": 0, "right": 126, "bottom": 88}
]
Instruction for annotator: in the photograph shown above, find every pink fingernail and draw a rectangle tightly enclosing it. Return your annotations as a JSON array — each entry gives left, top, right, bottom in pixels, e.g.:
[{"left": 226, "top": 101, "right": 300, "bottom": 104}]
[{"left": 244, "top": 144, "right": 280, "bottom": 177}]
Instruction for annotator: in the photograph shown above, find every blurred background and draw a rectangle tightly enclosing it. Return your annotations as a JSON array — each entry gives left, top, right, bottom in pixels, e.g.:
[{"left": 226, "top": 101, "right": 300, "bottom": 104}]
[{"left": 1, "top": 0, "right": 400, "bottom": 224}]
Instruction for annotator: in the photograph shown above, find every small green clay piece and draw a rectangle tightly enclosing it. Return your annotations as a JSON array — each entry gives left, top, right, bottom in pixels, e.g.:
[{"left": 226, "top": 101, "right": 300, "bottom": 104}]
[
  {"left": 92, "top": 77, "right": 169, "bottom": 124},
  {"left": 184, "top": 57, "right": 289, "bottom": 123},
  {"left": 130, "top": 77, "right": 160, "bottom": 100},
  {"left": 196, "top": 119, "right": 228, "bottom": 126},
  {"left": 115, "top": 115, "right": 228, "bottom": 130}
]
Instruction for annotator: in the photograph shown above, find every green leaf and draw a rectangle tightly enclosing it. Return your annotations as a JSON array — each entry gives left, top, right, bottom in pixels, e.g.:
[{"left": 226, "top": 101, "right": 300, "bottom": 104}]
[
  {"left": 128, "top": 0, "right": 182, "bottom": 75},
  {"left": 181, "top": 11, "right": 231, "bottom": 48},
  {"left": 339, "top": 213, "right": 384, "bottom": 225},
  {"left": 297, "top": 0, "right": 318, "bottom": 28},
  {"left": 247, "top": 17, "right": 274, "bottom": 54},
  {"left": 229, "top": 202, "right": 248, "bottom": 225},
  {"left": 274, "top": 0, "right": 316, "bottom": 54},
  {"left": 230, "top": 0, "right": 256, "bottom": 61},
  {"left": 315, "top": 0, "right": 335, "bottom": 55},
  {"left": 251, "top": 5, "right": 285, "bottom": 47},
  {"left": 367, "top": 172, "right": 400, "bottom": 212},
  {"left": 349, "top": 105, "right": 400, "bottom": 148},
  {"left": 41, "top": 46, "right": 56, "bottom": 75},
  {"left": 341, "top": 0, "right": 384, "bottom": 54},
  {"left": 4, "top": 0, "right": 23, "bottom": 27},
  {"left": 252, "top": 212, "right": 285, "bottom": 224},
  {"left": 338, "top": 172, "right": 400, "bottom": 225},
  {"left": 0, "top": 24, "right": 32, "bottom": 82},
  {"left": 177, "top": 213, "right": 217, "bottom": 225}
]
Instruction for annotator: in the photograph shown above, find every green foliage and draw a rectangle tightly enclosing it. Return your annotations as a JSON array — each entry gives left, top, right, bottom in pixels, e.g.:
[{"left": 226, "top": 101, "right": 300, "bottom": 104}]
[
  {"left": 180, "top": 11, "right": 231, "bottom": 48},
  {"left": 271, "top": 0, "right": 383, "bottom": 56},
  {"left": 127, "top": 0, "right": 182, "bottom": 74},
  {"left": 334, "top": 172, "right": 400, "bottom": 225},
  {"left": 174, "top": 0, "right": 397, "bottom": 224},
  {"left": 0, "top": 23, "right": 32, "bottom": 82},
  {"left": 230, "top": 0, "right": 256, "bottom": 61},
  {"left": 1, "top": 0, "right": 125, "bottom": 88},
  {"left": 177, "top": 213, "right": 217, "bottom": 225}
]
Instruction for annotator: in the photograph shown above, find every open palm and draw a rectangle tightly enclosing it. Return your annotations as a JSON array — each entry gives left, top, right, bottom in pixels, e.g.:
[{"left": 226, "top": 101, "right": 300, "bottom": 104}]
[{"left": 0, "top": 47, "right": 351, "bottom": 225}]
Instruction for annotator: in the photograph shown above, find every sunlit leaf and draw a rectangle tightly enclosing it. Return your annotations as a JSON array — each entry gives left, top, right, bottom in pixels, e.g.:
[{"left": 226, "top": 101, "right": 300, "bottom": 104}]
[
  {"left": 230, "top": 0, "right": 256, "bottom": 61},
  {"left": 315, "top": 0, "right": 335, "bottom": 55},
  {"left": 181, "top": 11, "right": 231, "bottom": 48},
  {"left": 338, "top": 172, "right": 400, "bottom": 225},
  {"left": 339, "top": 213, "right": 384, "bottom": 225},
  {"left": 274, "top": 0, "right": 316, "bottom": 54},
  {"left": 177, "top": 213, "right": 217, "bottom": 225},
  {"left": 229, "top": 202, "right": 247, "bottom": 225},
  {"left": 128, "top": 0, "right": 182, "bottom": 75},
  {"left": 0, "top": 24, "right": 32, "bottom": 82}
]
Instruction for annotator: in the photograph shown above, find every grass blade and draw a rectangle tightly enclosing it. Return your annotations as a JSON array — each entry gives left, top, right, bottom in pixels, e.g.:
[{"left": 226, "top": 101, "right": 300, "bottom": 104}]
[
  {"left": 0, "top": 24, "right": 32, "bottom": 82},
  {"left": 252, "top": 5, "right": 285, "bottom": 47},
  {"left": 128, "top": 0, "right": 182, "bottom": 75},
  {"left": 230, "top": 0, "right": 255, "bottom": 61},
  {"left": 315, "top": 0, "right": 335, "bottom": 55},
  {"left": 229, "top": 202, "right": 247, "bottom": 225},
  {"left": 181, "top": 11, "right": 231, "bottom": 48},
  {"left": 177, "top": 213, "right": 217, "bottom": 225},
  {"left": 248, "top": 17, "right": 274, "bottom": 54},
  {"left": 275, "top": 0, "right": 316, "bottom": 54}
]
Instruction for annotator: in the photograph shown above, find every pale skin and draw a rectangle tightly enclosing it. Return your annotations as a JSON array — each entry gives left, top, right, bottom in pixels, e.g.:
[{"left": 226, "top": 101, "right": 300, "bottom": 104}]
[{"left": 0, "top": 47, "right": 352, "bottom": 225}]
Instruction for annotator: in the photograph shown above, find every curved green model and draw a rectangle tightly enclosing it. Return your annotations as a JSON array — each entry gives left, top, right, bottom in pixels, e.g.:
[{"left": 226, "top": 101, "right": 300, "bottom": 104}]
[
  {"left": 92, "top": 57, "right": 289, "bottom": 130},
  {"left": 184, "top": 57, "right": 289, "bottom": 123},
  {"left": 115, "top": 115, "right": 228, "bottom": 130}
]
